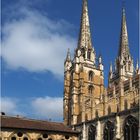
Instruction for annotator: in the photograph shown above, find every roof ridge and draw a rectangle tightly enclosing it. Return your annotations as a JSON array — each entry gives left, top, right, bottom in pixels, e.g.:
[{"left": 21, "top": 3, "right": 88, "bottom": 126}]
[{"left": 1, "top": 115, "right": 64, "bottom": 125}]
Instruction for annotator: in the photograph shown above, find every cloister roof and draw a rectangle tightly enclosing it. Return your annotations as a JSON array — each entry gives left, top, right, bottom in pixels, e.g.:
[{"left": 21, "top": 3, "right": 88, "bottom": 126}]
[{"left": 1, "top": 115, "right": 79, "bottom": 134}]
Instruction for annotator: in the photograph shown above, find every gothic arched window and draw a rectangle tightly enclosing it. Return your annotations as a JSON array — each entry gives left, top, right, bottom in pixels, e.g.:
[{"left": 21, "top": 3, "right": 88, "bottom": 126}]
[
  {"left": 88, "top": 71, "right": 93, "bottom": 81},
  {"left": 88, "top": 85, "right": 93, "bottom": 95},
  {"left": 124, "top": 115, "right": 138, "bottom": 140},
  {"left": 81, "top": 48, "right": 85, "bottom": 58},
  {"left": 104, "top": 121, "right": 114, "bottom": 140},
  {"left": 88, "top": 125, "right": 96, "bottom": 140}
]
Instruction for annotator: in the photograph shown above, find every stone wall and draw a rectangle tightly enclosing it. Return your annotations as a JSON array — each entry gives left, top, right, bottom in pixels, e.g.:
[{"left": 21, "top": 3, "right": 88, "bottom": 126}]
[{"left": 0, "top": 129, "right": 78, "bottom": 140}]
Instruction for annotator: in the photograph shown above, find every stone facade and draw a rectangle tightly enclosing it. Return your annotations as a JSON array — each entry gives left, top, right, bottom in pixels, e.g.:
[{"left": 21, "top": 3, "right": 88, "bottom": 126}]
[
  {"left": 74, "top": 107, "right": 139, "bottom": 140},
  {"left": 63, "top": 0, "right": 139, "bottom": 140}
]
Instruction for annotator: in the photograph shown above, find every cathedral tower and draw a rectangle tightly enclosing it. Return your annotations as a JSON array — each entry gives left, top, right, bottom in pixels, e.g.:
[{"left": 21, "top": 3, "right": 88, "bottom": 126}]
[
  {"left": 64, "top": 0, "right": 104, "bottom": 126},
  {"left": 108, "top": 7, "right": 134, "bottom": 87},
  {"left": 107, "top": 6, "right": 139, "bottom": 112}
]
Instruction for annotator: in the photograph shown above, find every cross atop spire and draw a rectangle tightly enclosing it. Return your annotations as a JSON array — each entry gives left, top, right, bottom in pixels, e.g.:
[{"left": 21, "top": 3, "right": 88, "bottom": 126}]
[
  {"left": 78, "top": 0, "right": 93, "bottom": 50},
  {"left": 118, "top": 6, "right": 130, "bottom": 58}
]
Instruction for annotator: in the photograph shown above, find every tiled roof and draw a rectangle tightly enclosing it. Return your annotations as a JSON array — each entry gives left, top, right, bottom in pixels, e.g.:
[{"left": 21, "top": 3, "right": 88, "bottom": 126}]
[{"left": 1, "top": 115, "right": 79, "bottom": 134}]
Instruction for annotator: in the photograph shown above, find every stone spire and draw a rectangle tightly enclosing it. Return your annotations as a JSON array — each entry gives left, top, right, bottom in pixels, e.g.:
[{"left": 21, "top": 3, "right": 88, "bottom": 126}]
[
  {"left": 117, "top": 6, "right": 133, "bottom": 76},
  {"left": 78, "top": 0, "right": 93, "bottom": 50},
  {"left": 109, "top": 62, "right": 113, "bottom": 73},
  {"left": 98, "top": 55, "right": 104, "bottom": 71},
  {"left": 64, "top": 48, "right": 72, "bottom": 72},
  {"left": 108, "top": 62, "right": 113, "bottom": 86},
  {"left": 136, "top": 59, "right": 140, "bottom": 74},
  {"left": 118, "top": 7, "right": 129, "bottom": 58},
  {"left": 136, "top": 59, "right": 139, "bottom": 70},
  {"left": 65, "top": 48, "right": 71, "bottom": 62},
  {"left": 108, "top": 6, "right": 134, "bottom": 85}
]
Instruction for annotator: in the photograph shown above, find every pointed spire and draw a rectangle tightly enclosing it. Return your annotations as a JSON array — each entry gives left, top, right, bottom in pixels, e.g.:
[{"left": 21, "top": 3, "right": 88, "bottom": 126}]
[
  {"left": 118, "top": 6, "right": 129, "bottom": 57},
  {"left": 136, "top": 59, "right": 139, "bottom": 71},
  {"left": 98, "top": 55, "right": 102, "bottom": 64},
  {"left": 66, "top": 48, "right": 71, "bottom": 62},
  {"left": 98, "top": 55, "right": 104, "bottom": 71},
  {"left": 136, "top": 59, "right": 140, "bottom": 74},
  {"left": 109, "top": 62, "right": 113, "bottom": 73},
  {"left": 64, "top": 48, "right": 72, "bottom": 72},
  {"left": 78, "top": 0, "right": 93, "bottom": 50}
]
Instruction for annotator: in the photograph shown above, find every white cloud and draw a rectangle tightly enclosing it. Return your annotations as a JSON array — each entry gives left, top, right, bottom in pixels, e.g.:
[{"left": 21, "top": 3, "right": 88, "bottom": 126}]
[
  {"left": 0, "top": 97, "right": 23, "bottom": 115},
  {"left": 0, "top": 96, "right": 63, "bottom": 121},
  {"left": 31, "top": 96, "right": 63, "bottom": 121},
  {"left": 2, "top": 8, "right": 76, "bottom": 77}
]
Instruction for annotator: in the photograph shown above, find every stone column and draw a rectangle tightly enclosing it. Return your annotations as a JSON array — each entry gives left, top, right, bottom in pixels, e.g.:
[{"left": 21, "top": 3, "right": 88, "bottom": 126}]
[
  {"left": 120, "top": 80, "right": 124, "bottom": 96},
  {"left": 113, "top": 86, "right": 116, "bottom": 97},
  {"left": 129, "top": 78, "right": 132, "bottom": 91},
  {"left": 4, "top": 138, "right": 8, "bottom": 140},
  {"left": 116, "top": 116, "right": 121, "bottom": 139},
  {"left": 85, "top": 50, "right": 87, "bottom": 60},
  {"left": 82, "top": 123, "right": 86, "bottom": 140},
  {"left": 119, "top": 80, "right": 124, "bottom": 111},
  {"left": 82, "top": 96, "right": 85, "bottom": 122},
  {"left": 2, "top": 132, "right": 10, "bottom": 140},
  {"left": 96, "top": 121, "right": 101, "bottom": 140},
  {"left": 104, "top": 89, "right": 108, "bottom": 115}
]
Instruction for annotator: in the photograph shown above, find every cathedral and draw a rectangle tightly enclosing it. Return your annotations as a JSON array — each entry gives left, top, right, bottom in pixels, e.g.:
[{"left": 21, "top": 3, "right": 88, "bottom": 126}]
[
  {"left": 63, "top": 0, "right": 139, "bottom": 139},
  {"left": 1, "top": 0, "right": 139, "bottom": 140}
]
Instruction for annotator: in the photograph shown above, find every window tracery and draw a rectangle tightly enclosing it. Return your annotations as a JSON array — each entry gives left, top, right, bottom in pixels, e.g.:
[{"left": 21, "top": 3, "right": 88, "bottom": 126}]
[
  {"left": 88, "top": 125, "right": 96, "bottom": 140},
  {"left": 124, "top": 115, "right": 138, "bottom": 140},
  {"left": 37, "top": 134, "right": 54, "bottom": 140},
  {"left": 10, "top": 132, "right": 30, "bottom": 140},
  {"left": 88, "top": 86, "right": 93, "bottom": 95},
  {"left": 88, "top": 71, "right": 93, "bottom": 81},
  {"left": 104, "top": 121, "right": 114, "bottom": 140}
]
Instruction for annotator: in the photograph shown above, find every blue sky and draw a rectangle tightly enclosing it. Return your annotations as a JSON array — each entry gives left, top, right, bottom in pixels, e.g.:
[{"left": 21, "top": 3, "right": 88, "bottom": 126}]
[{"left": 1, "top": 0, "right": 139, "bottom": 121}]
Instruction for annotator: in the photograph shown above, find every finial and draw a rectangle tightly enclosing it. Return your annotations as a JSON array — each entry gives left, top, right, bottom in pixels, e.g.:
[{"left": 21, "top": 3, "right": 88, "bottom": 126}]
[
  {"left": 99, "top": 54, "right": 102, "bottom": 64},
  {"left": 66, "top": 48, "right": 71, "bottom": 61},
  {"left": 68, "top": 48, "right": 70, "bottom": 53},
  {"left": 114, "top": 59, "right": 117, "bottom": 71},
  {"left": 122, "top": 0, "right": 126, "bottom": 15},
  {"left": 136, "top": 59, "right": 139, "bottom": 70},
  {"left": 110, "top": 62, "right": 112, "bottom": 72}
]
